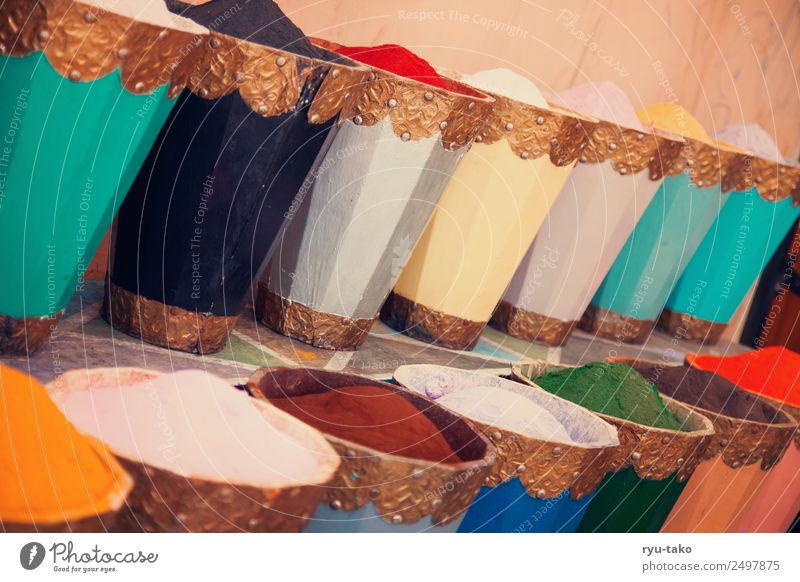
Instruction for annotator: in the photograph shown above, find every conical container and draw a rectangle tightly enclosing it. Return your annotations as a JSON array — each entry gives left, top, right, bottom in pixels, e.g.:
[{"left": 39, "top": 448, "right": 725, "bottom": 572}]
[
  {"left": 660, "top": 125, "right": 800, "bottom": 343},
  {"left": 256, "top": 41, "right": 493, "bottom": 350},
  {"left": 580, "top": 104, "right": 751, "bottom": 344},
  {"left": 393, "top": 365, "right": 620, "bottom": 532},
  {"left": 382, "top": 80, "right": 597, "bottom": 351},
  {"left": 247, "top": 367, "right": 497, "bottom": 532},
  {"left": 0, "top": 0, "right": 207, "bottom": 355},
  {"left": 614, "top": 357, "right": 796, "bottom": 532},
  {"left": 47, "top": 367, "right": 339, "bottom": 532},
  {"left": 513, "top": 360, "right": 715, "bottom": 532},
  {"left": 492, "top": 83, "right": 684, "bottom": 346},
  {"left": 104, "top": 25, "right": 369, "bottom": 354},
  {"left": 686, "top": 348, "right": 800, "bottom": 532}
]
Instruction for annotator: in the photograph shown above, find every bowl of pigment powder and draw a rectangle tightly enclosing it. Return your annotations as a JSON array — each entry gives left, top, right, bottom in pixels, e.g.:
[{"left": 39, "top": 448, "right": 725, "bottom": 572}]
[
  {"left": 246, "top": 367, "right": 496, "bottom": 532},
  {"left": 394, "top": 365, "right": 619, "bottom": 495},
  {"left": 1, "top": 365, "right": 133, "bottom": 533},
  {"left": 47, "top": 367, "right": 339, "bottom": 532},
  {"left": 513, "top": 360, "right": 716, "bottom": 532},
  {"left": 619, "top": 358, "right": 796, "bottom": 470},
  {"left": 393, "top": 365, "right": 620, "bottom": 533},
  {"left": 512, "top": 361, "right": 715, "bottom": 480}
]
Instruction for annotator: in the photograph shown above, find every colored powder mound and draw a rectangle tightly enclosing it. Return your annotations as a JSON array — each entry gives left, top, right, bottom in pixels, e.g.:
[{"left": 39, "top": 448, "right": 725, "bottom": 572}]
[
  {"left": 555, "top": 81, "right": 644, "bottom": 130},
  {"left": 82, "top": 0, "right": 206, "bottom": 33},
  {"left": 715, "top": 123, "right": 784, "bottom": 161},
  {"left": 268, "top": 385, "right": 461, "bottom": 463},
  {"left": 533, "top": 362, "right": 684, "bottom": 431},
  {"left": 629, "top": 363, "right": 782, "bottom": 424},
  {"left": 437, "top": 385, "right": 573, "bottom": 443},
  {"left": 56, "top": 370, "right": 324, "bottom": 487},
  {"left": 0, "top": 365, "right": 122, "bottom": 524},
  {"left": 687, "top": 347, "right": 800, "bottom": 408},
  {"left": 637, "top": 102, "right": 712, "bottom": 144},
  {"left": 337, "top": 43, "right": 450, "bottom": 90},
  {"left": 463, "top": 68, "right": 547, "bottom": 107},
  {"left": 166, "top": 0, "right": 324, "bottom": 59}
]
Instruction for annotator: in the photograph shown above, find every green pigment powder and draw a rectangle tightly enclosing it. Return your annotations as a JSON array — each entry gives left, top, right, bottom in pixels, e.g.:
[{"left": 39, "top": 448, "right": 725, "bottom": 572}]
[{"left": 533, "top": 362, "right": 685, "bottom": 431}]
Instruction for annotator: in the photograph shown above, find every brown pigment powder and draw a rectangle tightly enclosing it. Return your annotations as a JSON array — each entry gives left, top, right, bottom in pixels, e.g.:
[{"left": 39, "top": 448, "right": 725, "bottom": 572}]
[
  {"left": 630, "top": 364, "right": 781, "bottom": 424},
  {"left": 268, "top": 385, "right": 461, "bottom": 463}
]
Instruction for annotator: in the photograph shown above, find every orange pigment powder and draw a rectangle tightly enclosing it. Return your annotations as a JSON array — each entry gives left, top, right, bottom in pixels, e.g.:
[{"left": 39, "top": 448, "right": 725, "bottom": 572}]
[
  {"left": 0, "top": 365, "right": 127, "bottom": 524},
  {"left": 686, "top": 347, "right": 800, "bottom": 408}
]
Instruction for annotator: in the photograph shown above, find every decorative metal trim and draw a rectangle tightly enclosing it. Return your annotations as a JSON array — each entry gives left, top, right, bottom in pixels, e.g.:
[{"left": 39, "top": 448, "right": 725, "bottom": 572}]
[
  {"left": 311, "top": 38, "right": 494, "bottom": 151},
  {"left": 617, "top": 357, "right": 797, "bottom": 471},
  {"left": 255, "top": 283, "right": 373, "bottom": 351},
  {"left": 0, "top": 0, "right": 363, "bottom": 120},
  {"left": 380, "top": 291, "right": 486, "bottom": 351},
  {"left": 581, "top": 119, "right": 686, "bottom": 179},
  {"left": 489, "top": 300, "right": 577, "bottom": 347},
  {"left": 0, "top": 311, "right": 62, "bottom": 356},
  {"left": 657, "top": 308, "right": 727, "bottom": 345},
  {"left": 102, "top": 280, "right": 237, "bottom": 355},
  {"left": 474, "top": 94, "right": 598, "bottom": 166},
  {"left": 578, "top": 303, "right": 655, "bottom": 344}
]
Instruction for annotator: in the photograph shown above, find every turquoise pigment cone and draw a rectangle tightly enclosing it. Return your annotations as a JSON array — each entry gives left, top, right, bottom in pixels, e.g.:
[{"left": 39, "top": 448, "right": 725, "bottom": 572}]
[
  {"left": 0, "top": 0, "right": 204, "bottom": 354},
  {"left": 660, "top": 124, "right": 800, "bottom": 343},
  {"left": 579, "top": 103, "right": 737, "bottom": 344}
]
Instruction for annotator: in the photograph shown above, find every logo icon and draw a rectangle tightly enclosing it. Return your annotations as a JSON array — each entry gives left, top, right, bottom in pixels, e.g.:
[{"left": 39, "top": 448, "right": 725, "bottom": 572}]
[{"left": 20, "top": 542, "right": 46, "bottom": 570}]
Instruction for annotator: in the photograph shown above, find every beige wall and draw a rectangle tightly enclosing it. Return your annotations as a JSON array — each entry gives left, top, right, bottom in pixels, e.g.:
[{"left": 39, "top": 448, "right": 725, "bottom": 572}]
[{"left": 279, "top": 0, "right": 800, "bottom": 159}]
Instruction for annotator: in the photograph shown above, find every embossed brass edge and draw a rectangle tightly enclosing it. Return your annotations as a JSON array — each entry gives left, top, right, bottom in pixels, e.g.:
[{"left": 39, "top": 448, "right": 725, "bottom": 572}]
[
  {"left": 255, "top": 283, "right": 373, "bottom": 351},
  {"left": 615, "top": 357, "right": 797, "bottom": 471},
  {"left": 489, "top": 300, "right": 577, "bottom": 347},
  {"left": 657, "top": 308, "right": 727, "bottom": 345},
  {"left": 102, "top": 280, "right": 237, "bottom": 355},
  {"left": 512, "top": 360, "right": 716, "bottom": 482}
]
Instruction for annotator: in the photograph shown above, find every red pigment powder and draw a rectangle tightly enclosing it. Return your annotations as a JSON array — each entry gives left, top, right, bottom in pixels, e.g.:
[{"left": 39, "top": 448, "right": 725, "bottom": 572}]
[
  {"left": 268, "top": 385, "right": 461, "bottom": 464},
  {"left": 687, "top": 346, "right": 800, "bottom": 408},
  {"left": 337, "top": 43, "right": 478, "bottom": 97}
]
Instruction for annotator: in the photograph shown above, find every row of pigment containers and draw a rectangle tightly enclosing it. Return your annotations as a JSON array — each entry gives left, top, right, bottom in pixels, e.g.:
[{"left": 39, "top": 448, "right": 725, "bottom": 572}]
[
  {"left": 4, "top": 0, "right": 800, "bottom": 358},
  {"left": 3, "top": 346, "right": 798, "bottom": 532}
]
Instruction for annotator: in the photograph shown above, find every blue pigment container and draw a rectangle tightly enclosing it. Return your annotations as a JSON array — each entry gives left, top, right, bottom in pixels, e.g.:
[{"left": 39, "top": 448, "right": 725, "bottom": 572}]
[
  {"left": 458, "top": 481, "right": 594, "bottom": 533},
  {"left": 393, "top": 365, "right": 620, "bottom": 533}
]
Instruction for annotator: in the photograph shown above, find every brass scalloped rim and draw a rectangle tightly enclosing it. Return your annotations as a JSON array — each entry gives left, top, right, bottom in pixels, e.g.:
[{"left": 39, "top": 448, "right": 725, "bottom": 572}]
[
  {"left": 512, "top": 360, "right": 716, "bottom": 482},
  {"left": 310, "top": 38, "right": 494, "bottom": 151},
  {"left": 474, "top": 94, "right": 597, "bottom": 166},
  {"left": 615, "top": 357, "right": 796, "bottom": 471},
  {"left": 578, "top": 118, "right": 686, "bottom": 180},
  {"left": 0, "top": 0, "right": 364, "bottom": 121}
]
